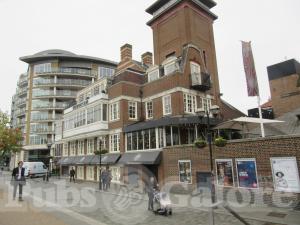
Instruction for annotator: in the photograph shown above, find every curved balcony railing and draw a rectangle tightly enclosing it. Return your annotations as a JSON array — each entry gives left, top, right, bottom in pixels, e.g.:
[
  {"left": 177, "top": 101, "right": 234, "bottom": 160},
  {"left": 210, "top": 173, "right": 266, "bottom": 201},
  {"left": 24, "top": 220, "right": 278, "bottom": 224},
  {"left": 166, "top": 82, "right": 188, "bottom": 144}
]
[
  {"left": 34, "top": 79, "right": 91, "bottom": 87},
  {"left": 32, "top": 90, "right": 77, "bottom": 98},
  {"left": 35, "top": 68, "right": 97, "bottom": 77},
  {"left": 17, "top": 88, "right": 27, "bottom": 96},
  {"left": 31, "top": 115, "right": 62, "bottom": 122},
  {"left": 32, "top": 102, "right": 69, "bottom": 110},
  {"left": 15, "top": 109, "right": 26, "bottom": 117},
  {"left": 30, "top": 127, "right": 54, "bottom": 134},
  {"left": 15, "top": 99, "right": 27, "bottom": 106}
]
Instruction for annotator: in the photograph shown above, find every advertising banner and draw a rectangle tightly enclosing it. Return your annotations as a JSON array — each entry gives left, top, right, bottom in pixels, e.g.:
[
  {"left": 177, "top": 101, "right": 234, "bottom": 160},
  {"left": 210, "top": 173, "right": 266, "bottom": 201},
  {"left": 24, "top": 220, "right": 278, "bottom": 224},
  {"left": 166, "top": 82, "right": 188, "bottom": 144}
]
[
  {"left": 216, "top": 159, "right": 234, "bottom": 187},
  {"left": 236, "top": 158, "right": 259, "bottom": 189},
  {"left": 270, "top": 157, "right": 300, "bottom": 193},
  {"left": 178, "top": 160, "right": 192, "bottom": 184}
]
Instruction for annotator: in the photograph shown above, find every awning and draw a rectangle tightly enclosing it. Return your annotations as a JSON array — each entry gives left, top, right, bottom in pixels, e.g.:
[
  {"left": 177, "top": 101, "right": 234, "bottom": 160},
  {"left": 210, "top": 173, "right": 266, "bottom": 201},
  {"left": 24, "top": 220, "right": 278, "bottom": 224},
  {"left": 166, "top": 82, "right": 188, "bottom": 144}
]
[
  {"left": 124, "top": 116, "right": 220, "bottom": 133},
  {"left": 57, "top": 157, "right": 78, "bottom": 165},
  {"left": 118, "top": 151, "right": 162, "bottom": 165},
  {"left": 90, "top": 153, "right": 121, "bottom": 165},
  {"left": 75, "top": 155, "right": 95, "bottom": 165}
]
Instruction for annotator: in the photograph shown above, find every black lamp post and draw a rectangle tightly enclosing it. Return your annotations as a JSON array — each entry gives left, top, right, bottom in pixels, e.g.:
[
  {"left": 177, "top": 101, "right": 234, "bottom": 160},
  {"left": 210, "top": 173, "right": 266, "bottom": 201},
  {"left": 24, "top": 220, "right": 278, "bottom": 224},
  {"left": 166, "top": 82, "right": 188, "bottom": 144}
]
[{"left": 196, "top": 105, "right": 220, "bottom": 205}]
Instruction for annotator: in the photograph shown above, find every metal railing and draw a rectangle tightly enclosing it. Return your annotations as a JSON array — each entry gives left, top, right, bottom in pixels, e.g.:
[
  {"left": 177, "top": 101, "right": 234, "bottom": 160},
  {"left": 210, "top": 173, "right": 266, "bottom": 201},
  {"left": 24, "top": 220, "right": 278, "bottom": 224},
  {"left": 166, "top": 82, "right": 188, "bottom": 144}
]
[
  {"left": 15, "top": 99, "right": 27, "bottom": 106},
  {"left": 56, "top": 79, "right": 91, "bottom": 86},
  {"left": 56, "top": 90, "right": 77, "bottom": 97},
  {"left": 36, "top": 68, "right": 97, "bottom": 77},
  {"left": 30, "top": 127, "right": 54, "bottom": 133}
]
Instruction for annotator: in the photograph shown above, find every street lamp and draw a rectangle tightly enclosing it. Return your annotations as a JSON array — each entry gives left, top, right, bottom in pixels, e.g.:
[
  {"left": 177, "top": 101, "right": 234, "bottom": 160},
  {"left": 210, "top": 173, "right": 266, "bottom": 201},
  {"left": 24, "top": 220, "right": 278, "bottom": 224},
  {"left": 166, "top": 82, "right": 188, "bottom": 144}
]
[{"left": 196, "top": 105, "right": 220, "bottom": 204}]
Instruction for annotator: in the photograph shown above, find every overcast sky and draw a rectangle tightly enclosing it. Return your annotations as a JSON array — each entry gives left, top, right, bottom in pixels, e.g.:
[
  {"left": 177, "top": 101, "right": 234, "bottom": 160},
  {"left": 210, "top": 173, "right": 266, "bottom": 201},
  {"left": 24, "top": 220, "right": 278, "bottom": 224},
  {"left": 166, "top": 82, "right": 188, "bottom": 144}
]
[{"left": 0, "top": 0, "right": 299, "bottom": 114}]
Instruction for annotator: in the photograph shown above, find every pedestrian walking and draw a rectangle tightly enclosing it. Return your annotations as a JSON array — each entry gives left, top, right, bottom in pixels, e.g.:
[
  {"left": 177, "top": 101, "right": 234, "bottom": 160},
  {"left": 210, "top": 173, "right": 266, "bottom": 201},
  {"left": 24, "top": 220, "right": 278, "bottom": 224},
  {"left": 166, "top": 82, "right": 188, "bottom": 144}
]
[
  {"left": 101, "top": 168, "right": 108, "bottom": 191},
  {"left": 11, "top": 161, "right": 26, "bottom": 201},
  {"left": 107, "top": 166, "right": 112, "bottom": 190},
  {"left": 70, "top": 167, "right": 75, "bottom": 183},
  {"left": 146, "top": 176, "right": 156, "bottom": 211}
]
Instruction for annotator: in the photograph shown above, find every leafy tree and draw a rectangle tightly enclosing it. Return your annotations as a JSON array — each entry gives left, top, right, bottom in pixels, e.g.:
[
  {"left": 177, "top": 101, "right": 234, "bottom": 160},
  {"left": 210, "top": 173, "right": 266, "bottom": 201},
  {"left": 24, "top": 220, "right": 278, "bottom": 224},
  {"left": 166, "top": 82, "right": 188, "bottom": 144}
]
[{"left": 0, "top": 111, "right": 22, "bottom": 163}]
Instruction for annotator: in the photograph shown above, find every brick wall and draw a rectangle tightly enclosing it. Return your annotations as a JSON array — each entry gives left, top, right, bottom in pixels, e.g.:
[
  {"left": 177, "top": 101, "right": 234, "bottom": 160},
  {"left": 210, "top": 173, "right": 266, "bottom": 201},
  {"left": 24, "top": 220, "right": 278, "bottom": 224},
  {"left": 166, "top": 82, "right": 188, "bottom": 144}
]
[{"left": 159, "top": 135, "right": 300, "bottom": 207}]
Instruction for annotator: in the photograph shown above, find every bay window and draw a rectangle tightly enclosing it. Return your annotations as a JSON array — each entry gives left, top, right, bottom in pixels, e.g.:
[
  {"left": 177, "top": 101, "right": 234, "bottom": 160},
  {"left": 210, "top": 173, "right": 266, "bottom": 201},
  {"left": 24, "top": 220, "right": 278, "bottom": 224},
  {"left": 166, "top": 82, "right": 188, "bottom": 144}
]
[
  {"left": 110, "top": 102, "right": 120, "bottom": 121},
  {"left": 184, "top": 94, "right": 197, "bottom": 113},
  {"left": 110, "top": 134, "right": 120, "bottom": 152}
]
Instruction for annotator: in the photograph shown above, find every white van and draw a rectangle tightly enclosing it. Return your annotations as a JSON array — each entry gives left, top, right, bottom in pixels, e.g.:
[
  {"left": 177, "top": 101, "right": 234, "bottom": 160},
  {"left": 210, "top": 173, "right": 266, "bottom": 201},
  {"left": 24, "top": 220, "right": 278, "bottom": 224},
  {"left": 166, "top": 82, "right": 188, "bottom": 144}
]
[{"left": 23, "top": 162, "right": 48, "bottom": 178}]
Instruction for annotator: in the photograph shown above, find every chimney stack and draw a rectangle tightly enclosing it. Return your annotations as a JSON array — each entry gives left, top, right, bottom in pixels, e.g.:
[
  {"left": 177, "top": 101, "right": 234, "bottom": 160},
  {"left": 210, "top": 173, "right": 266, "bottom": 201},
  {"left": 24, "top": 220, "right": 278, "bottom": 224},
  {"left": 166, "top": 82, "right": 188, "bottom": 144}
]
[
  {"left": 141, "top": 52, "right": 153, "bottom": 66},
  {"left": 121, "top": 44, "right": 132, "bottom": 62}
]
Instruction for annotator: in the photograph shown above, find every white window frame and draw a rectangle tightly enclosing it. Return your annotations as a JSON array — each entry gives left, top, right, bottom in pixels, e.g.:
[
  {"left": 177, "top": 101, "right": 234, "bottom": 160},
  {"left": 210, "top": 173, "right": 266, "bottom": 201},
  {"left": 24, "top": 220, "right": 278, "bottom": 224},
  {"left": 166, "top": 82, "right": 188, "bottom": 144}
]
[
  {"left": 78, "top": 140, "right": 85, "bottom": 156},
  {"left": 76, "top": 166, "right": 84, "bottom": 180},
  {"left": 145, "top": 101, "right": 153, "bottom": 119},
  {"left": 162, "top": 95, "right": 172, "bottom": 115},
  {"left": 110, "top": 133, "right": 120, "bottom": 152},
  {"left": 128, "top": 101, "right": 137, "bottom": 120},
  {"left": 190, "top": 61, "right": 202, "bottom": 85},
  {"left": 110, "top": 102, "right": 120, "bottom": 121},
  {"left": 63, "top": 143, "right": 68, "bottom": 156},
  {"left": 86, "top": 166, "right": 95, "bottom": 181},
  {"left": 87, "top": 139, "right": 95, "bottom": 155},
  {"left": 184, "top": 93, "right": 197, "bottom": 113}
]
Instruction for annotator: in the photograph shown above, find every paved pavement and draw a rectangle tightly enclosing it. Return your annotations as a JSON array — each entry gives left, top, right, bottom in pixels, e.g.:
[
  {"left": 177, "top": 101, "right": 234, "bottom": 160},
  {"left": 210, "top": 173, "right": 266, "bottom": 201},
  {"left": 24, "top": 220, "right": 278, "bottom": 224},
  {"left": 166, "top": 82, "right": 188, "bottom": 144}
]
[{"left": 0, "top": 172, "right": 299, "bottom": 225}]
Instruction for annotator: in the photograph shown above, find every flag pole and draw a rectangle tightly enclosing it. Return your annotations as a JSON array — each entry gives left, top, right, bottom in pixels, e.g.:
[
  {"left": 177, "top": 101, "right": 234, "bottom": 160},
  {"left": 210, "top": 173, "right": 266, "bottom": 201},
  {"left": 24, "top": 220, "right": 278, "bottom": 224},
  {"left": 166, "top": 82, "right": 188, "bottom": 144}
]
[{"left": 257, "top": 95, "right": 265, "bottom": 137}]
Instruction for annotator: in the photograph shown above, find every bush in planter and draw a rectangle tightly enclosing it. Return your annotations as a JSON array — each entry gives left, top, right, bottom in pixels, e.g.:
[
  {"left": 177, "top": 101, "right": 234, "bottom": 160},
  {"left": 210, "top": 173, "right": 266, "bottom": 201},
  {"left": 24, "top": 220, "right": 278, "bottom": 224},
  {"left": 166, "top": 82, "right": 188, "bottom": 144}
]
[
  {"left": 94, "top": 149, "right": 108, "bottom": 155},
  {"left": 214, "top": 137, "right": 227, "bottom": 147},
  {"left": 194, "top": 138, "right": 207, "bottom": 148}
]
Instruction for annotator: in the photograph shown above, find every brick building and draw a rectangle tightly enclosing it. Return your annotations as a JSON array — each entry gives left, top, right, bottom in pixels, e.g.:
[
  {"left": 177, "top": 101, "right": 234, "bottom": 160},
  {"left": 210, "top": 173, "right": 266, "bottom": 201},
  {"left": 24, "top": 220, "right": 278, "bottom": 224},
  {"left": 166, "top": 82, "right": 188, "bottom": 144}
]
[
  {"left": 52, "top": 0, "right": 300, "bottom": 204},
  {"left": 267, "top": 59, "right": 300, "bottom": 118}
]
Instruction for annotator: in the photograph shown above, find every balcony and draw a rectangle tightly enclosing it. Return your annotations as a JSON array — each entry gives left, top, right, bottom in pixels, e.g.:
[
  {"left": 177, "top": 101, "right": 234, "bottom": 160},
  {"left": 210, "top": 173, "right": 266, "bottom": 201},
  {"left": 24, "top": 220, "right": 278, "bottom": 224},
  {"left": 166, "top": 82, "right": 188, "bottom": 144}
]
[
  {"left": 32, "top": 90, "right": 77, "bottom": 98},
  {"left": 15, "top": 109, "right": 26, "bottom": 117},
  {"left": 190, "top": 72, "right": 211, "bottom": 92},
  {"left": 35, "top": 68, "right": 97, "bottom": 78},
  {"left": 33, "top": 79, "right": 91, "bottom": 88},
  {"left": 31, "top": 116, "right": 62, "bottom": 122},
  {"left": 55, "top": 90, "right": 77, "bottom": 98},
  {"left": 15, "top": 99, "right": 27, "bottom": 106},
  {"left": 17, "top": 87, "right": 27, "bottom": 97},
  {"left": 32, "top": 102, "right": 69, "bottom": 110},
  {"left": 30, "top": 127, "right": 54, "bottom": 134}
]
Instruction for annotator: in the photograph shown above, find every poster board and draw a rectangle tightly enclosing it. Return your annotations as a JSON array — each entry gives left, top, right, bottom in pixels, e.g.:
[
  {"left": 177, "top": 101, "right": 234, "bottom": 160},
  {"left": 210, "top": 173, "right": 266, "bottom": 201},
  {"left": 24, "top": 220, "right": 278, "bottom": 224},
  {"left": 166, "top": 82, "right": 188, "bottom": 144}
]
[
  {"left": 215, "top": 159, "right": 234, "bottom": 187},
  {"left": 236, "top": 158, "right": 259, "bottom": 189},
  {"left": 270, "top": 157, "right": 300, "bottom": 193}
]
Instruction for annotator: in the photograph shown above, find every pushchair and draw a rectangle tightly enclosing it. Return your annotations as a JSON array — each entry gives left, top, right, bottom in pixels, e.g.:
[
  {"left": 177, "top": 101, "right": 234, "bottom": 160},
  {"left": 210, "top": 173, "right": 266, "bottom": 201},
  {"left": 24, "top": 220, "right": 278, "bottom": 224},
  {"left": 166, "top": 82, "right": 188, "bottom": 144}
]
[{"left": 153, "top": 190, "right": 172, "bottom": 216}]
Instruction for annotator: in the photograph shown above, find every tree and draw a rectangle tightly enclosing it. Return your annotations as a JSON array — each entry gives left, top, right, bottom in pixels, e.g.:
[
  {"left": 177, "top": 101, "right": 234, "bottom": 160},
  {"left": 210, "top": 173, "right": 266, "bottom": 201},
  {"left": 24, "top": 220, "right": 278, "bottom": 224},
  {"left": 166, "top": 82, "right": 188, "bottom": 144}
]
[{"left": 0, "top": 111, "right": 22, "bottom": 164}]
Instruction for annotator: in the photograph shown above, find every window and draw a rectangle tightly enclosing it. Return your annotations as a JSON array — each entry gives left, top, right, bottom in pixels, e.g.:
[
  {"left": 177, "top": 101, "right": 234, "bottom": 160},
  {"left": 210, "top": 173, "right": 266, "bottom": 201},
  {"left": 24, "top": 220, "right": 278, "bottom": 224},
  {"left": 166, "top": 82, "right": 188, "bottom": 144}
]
[
  {"left": 98, "top": 66, "right": 115, "bottom": 79},
  {"left": 190, "top": 62, "right": 201, "bottom": 85},
  {"left": 70, "top": 141, "right": 76, "bottom": 156},
  {"left": 110, "top": 134, "right": 120, "bottom": 152},
  {"left": 110, "top": 102, "right": 120, "bottom": 121},
  {"left": 128, "top": 101, "right": 137, "bottom": 119},
  {"left": 111, "top": 167, "right": 121, "bottom": 182},
  {"left": 86, "top": 166, "right": 94, "bottom": 181},
  {"left": 126, "top": 129, "right": 157, "bottom": 151},
  {"left": 148, "top": 69, "right": 159, "bottom": 82},
  {"left": 102, "top": 104, "right": 108, "bottom": 121},
  {"left": 87, "top": 104, "right": 102, "bottom": 124},
  {"left": 63, "top": 143, "right": 68, "bottom": 156},
  {"left": 34, "top": 63, "right": 52, "bottom": 74},
  {"left": 202, "top": 98, "right": 212, "bottom": 113},
  {"left": 87, "top": 139, "right": 95, "bottom": 155},
  {"left": 164, "top": 62, "right": 177, "bottom": 75},
  {"left": 178, "top": 160, "right": 192, "bottom": 184},
  {"left": 184, "top": 94, "right": 197, "bottom": 113},
  {"left": 146, "top": 101, "right": 153, "bottom": 119},
  {"left": 29, "top": 135, "right": 47, "bottom": 145},
  {"left": 77, "top": 166, "right": 84, "bottom": 179},
  {"left": 162, "top": 95, "right": 172, "bottom": 115},
  {"left": 78, "top": 140, "right": 85, "bottom": 155}
]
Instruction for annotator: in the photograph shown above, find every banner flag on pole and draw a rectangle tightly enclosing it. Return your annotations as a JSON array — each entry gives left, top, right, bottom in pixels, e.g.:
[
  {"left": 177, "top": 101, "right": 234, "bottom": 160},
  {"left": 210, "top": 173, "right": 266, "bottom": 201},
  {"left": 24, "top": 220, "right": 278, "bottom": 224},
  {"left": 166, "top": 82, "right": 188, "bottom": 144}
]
[{"left": 242, "top": 41, "right": 259, "bottom": 96}]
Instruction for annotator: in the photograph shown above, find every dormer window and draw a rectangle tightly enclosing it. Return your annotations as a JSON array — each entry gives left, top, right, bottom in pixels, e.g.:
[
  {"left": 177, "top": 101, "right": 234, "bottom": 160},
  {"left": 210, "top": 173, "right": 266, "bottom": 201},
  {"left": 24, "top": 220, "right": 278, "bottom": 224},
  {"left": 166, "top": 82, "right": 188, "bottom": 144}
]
[
  {"left": 147, "top": 65, "right": 160, "bottom": 82},
  {"left": 162, "top": 56, "right": 178, "bottom": 76},
  {"left": 190, "top": 61, "right": 202, "bottom": 85}
]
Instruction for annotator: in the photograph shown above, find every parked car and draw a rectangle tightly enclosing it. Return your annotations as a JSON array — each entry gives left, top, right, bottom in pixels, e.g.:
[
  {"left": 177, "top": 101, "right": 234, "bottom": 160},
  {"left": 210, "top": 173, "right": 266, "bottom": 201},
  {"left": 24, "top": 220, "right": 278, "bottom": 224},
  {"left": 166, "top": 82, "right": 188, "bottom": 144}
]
[{"left": 23, "top": 162, "right": 48, "bottom": 178}]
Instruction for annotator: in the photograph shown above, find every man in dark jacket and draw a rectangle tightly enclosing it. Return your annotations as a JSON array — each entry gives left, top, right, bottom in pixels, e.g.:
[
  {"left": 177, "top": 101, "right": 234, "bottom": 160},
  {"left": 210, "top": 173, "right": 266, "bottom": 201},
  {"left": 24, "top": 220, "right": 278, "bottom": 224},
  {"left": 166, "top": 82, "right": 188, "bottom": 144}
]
[
  {"left": 11, "top": 161, "right": 26, "bottom": 201},
  {"left": 70, "top": 167, "right": 75, "bottom": 182}
]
